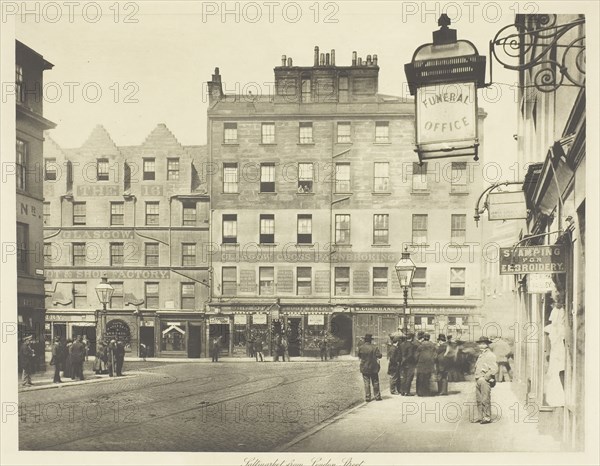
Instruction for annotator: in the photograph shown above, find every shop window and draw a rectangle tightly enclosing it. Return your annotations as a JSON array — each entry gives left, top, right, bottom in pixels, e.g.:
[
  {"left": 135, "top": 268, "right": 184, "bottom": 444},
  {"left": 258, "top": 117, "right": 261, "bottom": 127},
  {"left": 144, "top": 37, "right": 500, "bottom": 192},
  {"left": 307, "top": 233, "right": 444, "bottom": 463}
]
[
  {"left": 450, "top": 267, "right": 466, "bottom": 296},
  {"left": 181, "top": 283, "right": 195, "bottom": 310},
  {"left": 145, "top": 282, "right": 159, "bottom": 309},
  {"left": 373, "top": 267, "right": 388, "bottom": 296},
  {"left": 73, "top": 202, "right": 86, "bottom": 225},
  {"left": 161, "top": 321, "right": 186, "bottom": 351},
  {"left": 335, "top": 267, "right": 350, "bottom": 296},
  {"left": 143, "top": 158, "right": 156, "bottom": 181},
  {"left": 260, "top": 163, "right": 275, "bottom": 192},
  {"left": 167, "top": 158, "right": 180, "bottom": 181},
  {"left": 373, "top": 162, "right": 389, "bottom": 192},
  {"left": 373, "top": 214, "right": 389, "bottom": 245},
  {"left": 222, "top": 267, "right": 237, "bottom": 296},
  {"left": 259, "top": 214, "right": 275, "bottom": 244},
  {"left": 297, "top": 267, "right": 312, "bottom": 296},
  {"left": 415, "top": 315, "right": 435, "bottom": 329},
  {"left": 412, "top": 162, "right": 428, "bottom": 191},
  {"left": 297, "top": 214, "right": 312, "bottom": 244},
  {"left": 335, "top": 214, "right": 351, "bottom": 244},
  {"left": 224, "top": 122, "right": 238, "bottom": 143},
  {"left": 261, "top": 122, "right": 275, "bottom": 144},
  {"left": 298, "top": 163, "right": 313, "bottom": 193},
  {"left": 259, "top": 267, "right": 274, "bottom": 295}
]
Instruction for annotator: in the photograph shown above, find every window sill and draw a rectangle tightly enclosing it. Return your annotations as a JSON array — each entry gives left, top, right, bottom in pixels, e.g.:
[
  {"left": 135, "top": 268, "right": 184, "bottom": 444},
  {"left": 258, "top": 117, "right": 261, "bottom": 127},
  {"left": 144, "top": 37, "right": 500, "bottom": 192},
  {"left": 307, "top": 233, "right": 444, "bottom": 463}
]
[
  {"left": 334, "top": 192, "right": 353, "bottom": 195},
  {"left": 221, "top": 242, "right": 239, "bottom": 247},
  {"left": 373, "top": 141, "right": 391, "bottom": 145},
  {"left": 297, "top": 192, "right": 315, "bottom": 195},
  {"left": 372, "top": 191, "right": 391, "bottom": 195},
  {"left": 411, "top": 191, "right": 430, "bottom": 195},
  {"left": 334, "top": 243, "right": 352, "bottom": 248},
  {"left": 259, "top": 243, "right": 278, "bottom": 247},
  {"left": 295, "top": 243, "right": 315, "bottom": 247},
  {"left": 409, "top": 243, "right": 429, "bottom": 248},
  {"left": 259, "top": 143, "right": 277, "bottom": 146},
  {"left": 259, "top": 192, "right": 277, "bottom": 195},
  {"left": 371, "top": 244, "right": 391, "bottom": 248},
  {"left": 336, "top": 142, "right": 353, "bottom": 145},
  {"left": 449, "top": 191, "right": 470, "bottom": 196},
  {"left": 221, "top": 192, "right": 239, "bottom": 195},
  {"left": 298, "top": 142, "right": 315, "bottom": 146},
  {"left": 222, "top": 142, "right": 239, "bottom": 146}
]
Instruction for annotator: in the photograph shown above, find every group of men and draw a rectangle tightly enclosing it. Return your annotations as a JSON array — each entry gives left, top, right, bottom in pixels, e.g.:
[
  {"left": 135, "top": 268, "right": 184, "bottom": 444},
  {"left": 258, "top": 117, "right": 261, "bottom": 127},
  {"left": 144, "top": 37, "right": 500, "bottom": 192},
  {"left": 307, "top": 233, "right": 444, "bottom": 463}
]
[{"left": 358, "top": 332, "right": 499, "bottom": 424}]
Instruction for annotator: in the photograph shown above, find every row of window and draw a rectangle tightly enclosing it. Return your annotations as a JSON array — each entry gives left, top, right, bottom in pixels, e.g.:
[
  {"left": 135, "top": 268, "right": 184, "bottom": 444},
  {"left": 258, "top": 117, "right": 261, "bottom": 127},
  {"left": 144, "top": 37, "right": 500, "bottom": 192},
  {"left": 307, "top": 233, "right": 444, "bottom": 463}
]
[
  {"left": 56, "top": 281, "right": 197, "bottom": 310},
  {"left": 43, "top": 200, "right": 199, "bottom": 227},
  {"left": 222, "top": 213, "right": 468, "bottom": 245},
  {"left": 222, "top": 121, "right": 391, "bottom": 145},
  {"left": 223, "top": 161, "right": 469, "bottom": 194},
  {"left": 48, "top": 242, "right": 200, "bottom": 267},
  {"left": 220, "top": 266, "right": 466, "bottom": 297}
]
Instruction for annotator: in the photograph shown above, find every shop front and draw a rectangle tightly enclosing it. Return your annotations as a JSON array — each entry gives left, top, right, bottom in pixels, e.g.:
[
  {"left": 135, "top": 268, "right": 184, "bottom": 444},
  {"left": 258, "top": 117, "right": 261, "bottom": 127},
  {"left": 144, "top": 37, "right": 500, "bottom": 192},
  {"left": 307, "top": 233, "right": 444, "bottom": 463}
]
[
  {"left": 45, "top": 310, "right": 98, "bottom": 356},
  {"left": 156, "top": 312, "right": 205, "bottom": 359}
]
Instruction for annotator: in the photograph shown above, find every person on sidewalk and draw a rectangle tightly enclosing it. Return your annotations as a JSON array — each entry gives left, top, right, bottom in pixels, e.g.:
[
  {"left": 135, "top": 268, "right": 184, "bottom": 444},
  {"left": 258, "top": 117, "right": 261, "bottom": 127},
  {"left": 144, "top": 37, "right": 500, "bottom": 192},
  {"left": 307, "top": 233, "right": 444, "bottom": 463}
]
[
  {"left": 282, "top": 336, "right": 290, "bottom": 362},
  {"left": 473, "top": 336, "right": 498, "bottom": 424},
  {"left": 248, "top": 337, "right": 256, "bottom": 359},
  {"left": 254, "top": 339, "right": 264, "bottom": 362},
  {"left": 107, "top": 339, "right": 117, "bottom": 377},
  {"left": 19, "top": 335, "right": 36, "bottom": 387},
  {"left": 399, "top": 333, "right": 416, "bottom": 396},
  {"left": 358, "top": 333, "right": 382, "bottom": 402},
  {"left": 387, "top": 336, "right": 402, "bottom": 395},
  {"left": 415, "top": 333, "right": 437, "bottom": 396},
  {"left": 70, "top": 335, "right": 86, "bottom": 381},
  {"left": 115, "top": 340, "right": 125, "bottom": 376},
  {"left": 63, "top": 339, "right": 73, "bottom": 379},
  {"left": 139, "top": 342, "right": 147, "bottom": 362},
  {"left": 50, "top": 336, "right": 63, "bottom": 383},
  {"left": 211, "top": 336, "right": 221, "bottom": 362},
  {"left": 319, "top": 338, "right": 328, "bottom": 361},
  {"left": 93, "top": 341, "right": 106, "bottom": 374},
  {"left": 491, "top": 337, "right": 512, "bottom": 382},
  {"left": 82, "top": 335, "right": 90, "bottom": 361},
  {"left": 436, "top": 334, "right": 449, "bottom": 395}
]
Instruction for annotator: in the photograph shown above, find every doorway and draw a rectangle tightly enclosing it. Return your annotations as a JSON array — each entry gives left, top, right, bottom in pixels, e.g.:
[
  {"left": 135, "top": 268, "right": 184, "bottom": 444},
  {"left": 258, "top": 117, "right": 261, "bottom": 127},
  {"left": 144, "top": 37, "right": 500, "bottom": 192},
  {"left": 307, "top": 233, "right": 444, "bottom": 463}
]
[
  {"left": 187, "top": 325, "right": 202, "bottom": 358},
  {"left": 209, "top": 324, "right": 230, "bottom": 356},
  {"left": 140, "top": 327, "right": 155, "bottom": 357},
  {"left": 331, "top": 313, "right": 353, "bottom": 355},
  {"left": 287, "top": 318, "right": 302, "bottom": 357}
]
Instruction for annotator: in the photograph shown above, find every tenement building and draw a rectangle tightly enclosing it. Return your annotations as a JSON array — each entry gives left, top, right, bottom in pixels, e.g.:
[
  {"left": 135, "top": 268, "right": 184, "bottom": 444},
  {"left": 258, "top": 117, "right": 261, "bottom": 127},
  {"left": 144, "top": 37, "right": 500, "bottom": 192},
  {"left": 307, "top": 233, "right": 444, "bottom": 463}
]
[
  {"left": 207, "top": 46, "right": 487, "bottom": 357},
  {"left": 16, "top": 41, "right": 56, "bottom": 367},
  {"left": 43, "top": 124, "right": 210, "bottom": 358}
]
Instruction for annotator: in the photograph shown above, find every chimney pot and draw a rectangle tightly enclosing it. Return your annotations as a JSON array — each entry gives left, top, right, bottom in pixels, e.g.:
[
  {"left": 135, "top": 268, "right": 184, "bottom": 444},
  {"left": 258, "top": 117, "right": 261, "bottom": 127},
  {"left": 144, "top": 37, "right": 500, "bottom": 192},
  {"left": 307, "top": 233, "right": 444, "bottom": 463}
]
[
  {"left": 288, "top": 57, "right": 293, "bottom": 67},
  {"left": 352, "top": 51, "right": 357, "bottom": 66},
  {"left": 320, "top": 53, "right": 325, "bottom": 65},
  {"left": 325, "top": 53, "right": 330, "bottom": 65},
  {"left": 366, "top": 54, "right": 372, "bottom": 65},
  {"left": 373, "top": 54, "right": 378, "bottom": 66},
  {"left": 314, "top": 46, "right": 319, "bottom": 66},
  {"left": 331, "top": 49, "right": 335, "bottom": 66},
  {"left": 282, "top": 55, "right": 287, "bottom": 66},
  {"left": 357, "top": 57, "right": 362, "bottom": 66}
]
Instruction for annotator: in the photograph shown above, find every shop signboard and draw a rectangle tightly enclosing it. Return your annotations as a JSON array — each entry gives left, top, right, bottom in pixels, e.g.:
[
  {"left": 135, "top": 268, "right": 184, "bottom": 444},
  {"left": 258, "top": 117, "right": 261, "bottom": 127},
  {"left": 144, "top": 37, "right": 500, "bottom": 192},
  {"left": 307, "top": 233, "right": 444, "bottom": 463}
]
[{"left": 499, "top": 245, "right": 566, "bottom": 275}]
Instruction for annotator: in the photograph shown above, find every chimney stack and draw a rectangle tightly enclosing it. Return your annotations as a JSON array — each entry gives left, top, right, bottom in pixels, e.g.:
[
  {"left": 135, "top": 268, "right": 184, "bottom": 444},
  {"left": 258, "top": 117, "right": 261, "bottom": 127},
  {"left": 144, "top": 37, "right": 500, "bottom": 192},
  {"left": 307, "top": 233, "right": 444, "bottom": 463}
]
[
  {"left": 208, "top": 67, "right": 223, "bottom": 103},
  {"left": 357, "top": 57, "right": 362, "bottom": 66},
  {"left": 314, "top": 46, "right": 319, "bottom": 66},
  {"left": 320, "top": 53, "right": 325, "bottom": 65},
  {"left": 287, "top": 57, "right": 293, "bottom": 67},
  {"left": 331, "top": 49, "right": 335, "bottom": 66},
  {"left": 366, "top": 54, "right": 372, "bottom": 65},
  {"left": 352, "top": 51, "right": 357, "bottom": 66},
  {"left": 281, "top": 55, "right": 287, "bottom": 67},
  {"left": 373, "top": 54, "right": 378, "bottom": 66},
  {"left": 325, "top": 53, "right": 330, "bottom": 66}
]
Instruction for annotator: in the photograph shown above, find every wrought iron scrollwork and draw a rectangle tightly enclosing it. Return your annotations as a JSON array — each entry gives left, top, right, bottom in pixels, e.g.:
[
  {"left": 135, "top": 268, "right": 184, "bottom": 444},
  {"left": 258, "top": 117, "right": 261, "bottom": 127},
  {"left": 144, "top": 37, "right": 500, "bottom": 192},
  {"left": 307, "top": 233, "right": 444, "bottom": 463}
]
[{"left": 491, "top": 14, "right": 585, "bottom": 92}]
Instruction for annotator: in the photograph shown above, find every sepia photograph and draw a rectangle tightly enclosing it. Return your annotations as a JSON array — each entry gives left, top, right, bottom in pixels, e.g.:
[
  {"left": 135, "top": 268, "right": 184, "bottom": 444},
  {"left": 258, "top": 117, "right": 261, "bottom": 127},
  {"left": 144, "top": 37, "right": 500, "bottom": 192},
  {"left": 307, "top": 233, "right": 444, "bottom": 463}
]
[{"left": 0, "top": 1, "right": 598, "bottom": 465}]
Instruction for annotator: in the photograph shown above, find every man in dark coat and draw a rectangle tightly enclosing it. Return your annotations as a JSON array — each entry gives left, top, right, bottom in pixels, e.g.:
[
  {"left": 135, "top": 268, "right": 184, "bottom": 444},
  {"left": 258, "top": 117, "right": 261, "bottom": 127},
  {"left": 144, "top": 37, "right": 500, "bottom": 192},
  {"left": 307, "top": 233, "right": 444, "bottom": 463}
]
[
  {"left": 399, "top": 333, "right": 416, "bottom": 396},
  {"left": 107, "top": 340, "right": 117, "bottom": 377},
  {"left": 357, "top": 333, "right": 382, "bottom": 402},
  {"left": 50, "top": 336, "right": 63, "bottom": 383},
  {"left": 115, "top": 340, "right": 125, "bottom": 376},
  {"left": 415, "top": 333, "right": 437, "bottom": 396},
  {"left": 436, "top": 334, "right": 449, "bottom": 395},
  {"left": 19, "top": 335, "right": 35, "bottom": 386},
  {"left": 211, "top": 336, "right": 221, "bottom": 362},
  {"left": 254, "top": 339, "right": 264, "bottom": 362},
  {"left": 387, "top": 336, "right": 402, "bottom": 395},
  {"left": 69, "top": 335, "right": 86, "bottom": 381}
]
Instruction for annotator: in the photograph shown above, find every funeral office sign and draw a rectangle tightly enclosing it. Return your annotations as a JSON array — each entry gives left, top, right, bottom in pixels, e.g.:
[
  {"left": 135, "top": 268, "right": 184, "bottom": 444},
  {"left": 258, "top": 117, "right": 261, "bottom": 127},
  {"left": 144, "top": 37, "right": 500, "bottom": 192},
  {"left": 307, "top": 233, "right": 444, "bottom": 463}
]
[
  {"left": 499, "top": 246, "right": 567, "bottom": 275},
  {"left": 416, "top": 83, "right": 478, "bottom": 160}
]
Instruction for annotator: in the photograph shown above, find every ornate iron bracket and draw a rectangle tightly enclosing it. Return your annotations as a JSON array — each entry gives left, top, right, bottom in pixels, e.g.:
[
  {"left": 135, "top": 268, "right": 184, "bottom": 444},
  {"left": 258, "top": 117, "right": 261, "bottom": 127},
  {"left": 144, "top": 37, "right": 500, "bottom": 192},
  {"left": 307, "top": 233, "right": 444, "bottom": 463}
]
[{"left": 491, "top": 15, "right": 585, "bottom": 92}]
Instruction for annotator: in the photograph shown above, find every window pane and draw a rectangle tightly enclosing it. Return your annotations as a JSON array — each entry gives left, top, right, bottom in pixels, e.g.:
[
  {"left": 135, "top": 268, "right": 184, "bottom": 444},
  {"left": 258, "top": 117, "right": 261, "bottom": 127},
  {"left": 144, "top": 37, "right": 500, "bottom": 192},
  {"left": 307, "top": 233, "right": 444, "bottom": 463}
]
[
  {"left": 374, "top": 162, "right": 389, "bottom": 192},
  {"left": 167, "top": 158, "right": 180, "bottom": 180},
  {"left": 375, "top": 121, "right": 389, "bottom": 142},
  {"left": 335, "top": 214, "right": 351, "bottom": 244},
  {"left": 337, "top": 122, "right": 351, "bottom": 143},
  {"left": 412, "top": 162, "right": 428, "bottom": 191},
  {"left": 261, "top": 123, "right": 275, "bottom": 144},
  {"left": 223, "top": 164, "right": 238, "bottom": 193},
  {"left": 299, "top": 122, "right": 313, "bottom": 143},
  {"left": 335, "top": 163, "right": 351, "bottom": 192},
  {"left": 451, "top": 162, "right": 468, "bottom": 193},
  {"left": 224, "top": 123, "right": 238, "bottom": 143}
]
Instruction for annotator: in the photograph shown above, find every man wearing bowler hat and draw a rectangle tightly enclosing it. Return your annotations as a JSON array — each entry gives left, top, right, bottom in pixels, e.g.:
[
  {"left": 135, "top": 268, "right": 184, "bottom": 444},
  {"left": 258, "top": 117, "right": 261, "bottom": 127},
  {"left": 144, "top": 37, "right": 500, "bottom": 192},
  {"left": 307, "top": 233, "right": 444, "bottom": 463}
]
[
  {"left": 357, "top": 333, "right": 382, "bottom": 402},
  {"left": 473, "top": 336, "right": 498, "bottom": 424}
]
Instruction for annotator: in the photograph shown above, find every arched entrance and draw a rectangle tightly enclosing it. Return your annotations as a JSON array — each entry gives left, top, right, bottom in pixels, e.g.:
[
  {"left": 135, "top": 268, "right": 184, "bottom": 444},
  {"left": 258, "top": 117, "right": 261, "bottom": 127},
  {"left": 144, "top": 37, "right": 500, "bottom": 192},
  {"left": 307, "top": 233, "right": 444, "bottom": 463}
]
[{"left": 331, "top": 313, "right": 353, "bottom": 355}]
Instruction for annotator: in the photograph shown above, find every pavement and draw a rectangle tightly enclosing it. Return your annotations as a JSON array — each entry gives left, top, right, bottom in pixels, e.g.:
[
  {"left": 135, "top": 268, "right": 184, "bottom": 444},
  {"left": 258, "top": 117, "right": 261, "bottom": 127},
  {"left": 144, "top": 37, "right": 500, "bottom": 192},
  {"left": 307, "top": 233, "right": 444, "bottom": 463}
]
[{"left": 280, "top": 379, "right": 565, "bottom": 452}]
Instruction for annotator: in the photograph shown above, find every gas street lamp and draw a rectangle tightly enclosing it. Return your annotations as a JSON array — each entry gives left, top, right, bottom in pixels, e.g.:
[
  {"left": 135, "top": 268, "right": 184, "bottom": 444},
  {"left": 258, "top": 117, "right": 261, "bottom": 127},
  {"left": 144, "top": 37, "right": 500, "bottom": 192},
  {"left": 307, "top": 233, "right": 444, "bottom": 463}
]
[
  {"left": 395, "top": 248, "right": 417, "bottom": 334},
  {"left": 95, "top": 274, "right": 114, "bottom": 340}
]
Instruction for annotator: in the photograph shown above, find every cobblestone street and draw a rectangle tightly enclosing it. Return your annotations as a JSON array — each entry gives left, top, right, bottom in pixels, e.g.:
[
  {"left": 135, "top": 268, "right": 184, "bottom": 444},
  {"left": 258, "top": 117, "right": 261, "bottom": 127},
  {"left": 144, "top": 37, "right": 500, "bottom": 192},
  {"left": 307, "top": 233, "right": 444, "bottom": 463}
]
[{"left": 18, "top": 360, "right": 364, "bottom": 451}]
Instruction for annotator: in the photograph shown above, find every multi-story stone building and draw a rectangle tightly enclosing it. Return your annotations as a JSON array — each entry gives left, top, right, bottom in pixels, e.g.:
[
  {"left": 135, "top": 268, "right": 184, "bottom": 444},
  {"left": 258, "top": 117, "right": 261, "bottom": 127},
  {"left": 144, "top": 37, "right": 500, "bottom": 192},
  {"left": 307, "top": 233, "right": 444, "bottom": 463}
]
[
  {"left": 43, "top": 124, "right": 210, "bottom": 358},
  {"left": 16, "top": 41, "right": 56, "bottom": 366},
  {"left": 207, "top": 46, "right": 487, "bottom": 357}
]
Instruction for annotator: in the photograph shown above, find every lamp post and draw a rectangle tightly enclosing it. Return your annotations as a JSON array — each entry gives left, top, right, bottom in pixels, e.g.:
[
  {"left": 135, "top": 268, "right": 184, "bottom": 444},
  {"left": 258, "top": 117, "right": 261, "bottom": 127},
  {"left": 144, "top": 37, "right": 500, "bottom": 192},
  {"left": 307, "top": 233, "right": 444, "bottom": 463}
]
[
  {"left": 95, "top": 274, "right": 114, "bottom": 341},
  {"left": 395, "top": 248, "right": 417, "bottom": 334}
]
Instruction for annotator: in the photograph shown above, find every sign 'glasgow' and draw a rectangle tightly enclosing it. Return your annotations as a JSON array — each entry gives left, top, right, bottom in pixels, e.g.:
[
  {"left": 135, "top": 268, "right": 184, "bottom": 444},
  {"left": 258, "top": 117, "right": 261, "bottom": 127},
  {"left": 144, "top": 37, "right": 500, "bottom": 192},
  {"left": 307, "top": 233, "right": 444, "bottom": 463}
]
[{"left": 405, "top": 15, "right": 487, "bottom": 163}]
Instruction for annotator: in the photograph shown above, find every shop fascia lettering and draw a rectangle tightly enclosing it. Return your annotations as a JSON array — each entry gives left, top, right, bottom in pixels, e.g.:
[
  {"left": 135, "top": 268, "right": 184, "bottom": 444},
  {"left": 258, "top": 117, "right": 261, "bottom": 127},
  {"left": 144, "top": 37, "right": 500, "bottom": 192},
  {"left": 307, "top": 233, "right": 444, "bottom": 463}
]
[{"left": 60, "top": 230, "right": 134, "bottom": 240}]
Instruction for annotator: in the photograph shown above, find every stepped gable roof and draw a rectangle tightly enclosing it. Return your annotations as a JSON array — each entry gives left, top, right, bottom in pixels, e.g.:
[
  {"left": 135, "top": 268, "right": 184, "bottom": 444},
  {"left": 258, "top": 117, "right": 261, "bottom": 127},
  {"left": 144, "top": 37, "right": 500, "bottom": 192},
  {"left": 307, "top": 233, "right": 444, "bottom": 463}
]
[
  {"left": 80, "top": 124, "right": 120, "bottom": 157},
  {"left": 43, "top": 133, "right": 67, "bottom": 158},
  {"left": 141, "top": 123, "right": 183, "bottom": 152}
]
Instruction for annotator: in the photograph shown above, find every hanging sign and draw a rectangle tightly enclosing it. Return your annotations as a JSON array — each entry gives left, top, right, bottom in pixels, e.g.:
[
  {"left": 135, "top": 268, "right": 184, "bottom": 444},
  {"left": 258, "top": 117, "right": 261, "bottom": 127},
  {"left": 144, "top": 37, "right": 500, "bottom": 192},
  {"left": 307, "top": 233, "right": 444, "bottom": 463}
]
[
  {"left": 415, "top": 83, "right": 478, "bottom": 161},
  {"left": 527, "top": 274, "right": 556, "bottom": 294},
  {"left": 487, "top": 191, "right": 527, "bottom": 221},
  {"left": 499, "top": 245, "right": 566, "bottom": 275}
]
